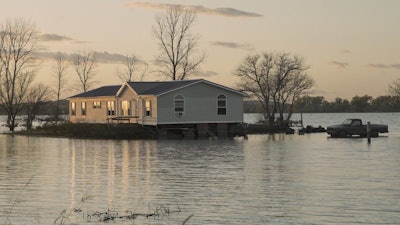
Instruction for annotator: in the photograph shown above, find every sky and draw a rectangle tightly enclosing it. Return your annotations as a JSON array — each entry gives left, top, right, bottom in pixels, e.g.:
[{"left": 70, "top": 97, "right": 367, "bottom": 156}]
[{"left": 1, "top": 0, "right": 400, "bottom": 100}]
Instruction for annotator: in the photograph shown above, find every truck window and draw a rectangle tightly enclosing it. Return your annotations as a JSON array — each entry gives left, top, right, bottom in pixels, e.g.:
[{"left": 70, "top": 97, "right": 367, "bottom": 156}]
[{"left": 342, "top": 119, "right": 352, "bottom": 125}]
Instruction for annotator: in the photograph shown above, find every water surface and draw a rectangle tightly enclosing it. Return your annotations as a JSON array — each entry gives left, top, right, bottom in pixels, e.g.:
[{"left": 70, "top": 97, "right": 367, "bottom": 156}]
[{"left": 1, "top": 113, "right": 400, "bottom": 224}]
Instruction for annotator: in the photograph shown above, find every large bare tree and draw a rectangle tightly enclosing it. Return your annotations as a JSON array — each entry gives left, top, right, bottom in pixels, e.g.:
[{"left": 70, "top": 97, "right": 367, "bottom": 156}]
[
  {"left": 0, "top": 18, "right": 38, "bottom": 131},
  {"left": 153, "top": 7, "right": 206, "bottom": 80},
  {"left": 52, "top": 53, "right": 68, "bottom": 122},
  {"left": 72, "top": 51, "right": 96, "bottom": 92},
  {"left": 235, "top": 51, "right": 314, "bottom": 129},
  {"left": 235, "top": 53, "right": 274, "bottom": 124},
  {"left": 116, "top": 54, "right": 148, "bottom": 82}
]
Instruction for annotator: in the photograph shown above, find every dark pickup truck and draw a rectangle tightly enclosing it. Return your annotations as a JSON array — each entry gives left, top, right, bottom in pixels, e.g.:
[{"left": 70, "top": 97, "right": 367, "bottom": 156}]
[{"left": 326, "top": 118, "right": 388, "bottom": 138}]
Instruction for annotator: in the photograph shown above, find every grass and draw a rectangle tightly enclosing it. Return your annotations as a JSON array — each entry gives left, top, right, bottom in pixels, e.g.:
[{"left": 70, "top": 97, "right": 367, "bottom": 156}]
[
  {"left": 2, "top": 177, "right": 193, "bottom": 225},
  {"left": 54, "top": 200, "right": 190, "bottom": 224},
  {"left": 15, "top": 122, "right": 159, "bottom": 139}
]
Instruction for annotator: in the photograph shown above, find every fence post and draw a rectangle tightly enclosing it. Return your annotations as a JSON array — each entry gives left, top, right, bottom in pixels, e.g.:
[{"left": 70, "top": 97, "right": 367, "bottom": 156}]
[{"left": 367, "top": 121, "right": 371, "bottom": 144}]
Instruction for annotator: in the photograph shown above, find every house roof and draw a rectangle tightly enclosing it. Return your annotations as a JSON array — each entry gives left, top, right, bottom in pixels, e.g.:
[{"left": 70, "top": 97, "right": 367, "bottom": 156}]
[
  {"left": 69, "top": 79, "right": 246, "bottom": 99},
  {"left": 126, "top": 79, "right": 203, "bottom": 96},
  {"left": 68, "top": 85, "right": 121, "bottom": 98}
]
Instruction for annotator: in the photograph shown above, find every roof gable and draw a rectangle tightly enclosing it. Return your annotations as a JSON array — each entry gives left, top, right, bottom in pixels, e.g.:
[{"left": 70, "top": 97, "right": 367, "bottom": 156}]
[
  {"left": 126, "top": 79, "right": 245, "bottom": 96},
  {"left": 126, "top": 79, "right": 202, "bottom": 96},
  {"left": 68, "top": 85, "right": 121, "bottom": 99}
]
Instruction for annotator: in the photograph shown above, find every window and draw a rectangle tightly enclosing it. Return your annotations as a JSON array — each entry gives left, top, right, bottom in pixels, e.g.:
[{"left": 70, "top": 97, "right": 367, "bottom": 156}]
[
  {"left": 145, "top": 100, "right": 151, "bottom": 117},
  {"left": 217, "top": 94, "right": 227, "bottom": 115},
  {"left": 174, "top": 94, "right": 184, "bottom": 116},
  {"left": 121, "top": 100, "right": 131, "bottom": 116},
  {"left": 71, "top": 102, "right": 76, "bottom": 116},
  {"left": 107, "top": 101, "right": 115, "bottom": 116},
  {"left": 81, "top": 102, "right": 86, "bottom": 116},
  {"left": 93, "top": 101, "right": 101, "bottom": 109}
]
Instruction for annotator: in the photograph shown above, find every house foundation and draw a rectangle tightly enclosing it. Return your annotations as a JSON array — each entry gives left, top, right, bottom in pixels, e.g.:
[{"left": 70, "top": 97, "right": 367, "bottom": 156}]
[
  {"left": 217, "top": 123, "right": 228, "bottom": 138},
  {"left": 158, "top": 123, "right": 247, "bottom": 139},
  {"left": 196, "top": 123, "right": 209, "bottom": 139}
]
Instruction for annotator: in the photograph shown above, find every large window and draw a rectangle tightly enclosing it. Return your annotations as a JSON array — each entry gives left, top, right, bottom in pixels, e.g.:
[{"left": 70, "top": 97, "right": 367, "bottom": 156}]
[
  {"left": 71, "top": 102, "right": 76, "bottom": 116},
  {"left": 121, "top": 100, "right": 131, "bottom": 116},
  {"left": 174, "top": 94, "right": 184, "bottom": 116},
  {"left": 81, "top": 102, "right": 86, "bottom": 116},
  {"left": 217, "top": 94, "right": 227, "bottom": 115},
  {"left": 107, "top": 101, "right": 115, "bottom": 116},
  {"left": 145, "top": 100, "right": 152, "bottom": 117}
]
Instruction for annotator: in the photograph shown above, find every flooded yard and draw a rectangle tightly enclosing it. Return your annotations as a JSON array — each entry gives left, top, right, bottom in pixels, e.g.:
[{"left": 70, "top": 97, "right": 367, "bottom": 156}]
[{"left": 1, "top": 113, "right": 400, "bottom": 224}]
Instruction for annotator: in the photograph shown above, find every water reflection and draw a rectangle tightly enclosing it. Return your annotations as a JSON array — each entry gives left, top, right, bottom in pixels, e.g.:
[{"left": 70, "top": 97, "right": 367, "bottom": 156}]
[{"left": 1, "top": 131, "right": 400, "bottom": 224}]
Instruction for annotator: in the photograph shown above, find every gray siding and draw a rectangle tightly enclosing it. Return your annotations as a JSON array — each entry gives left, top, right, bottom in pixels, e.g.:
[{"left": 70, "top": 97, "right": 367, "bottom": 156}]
[{"left": 157, "top": 82, "right": 243, "bottom": 124}]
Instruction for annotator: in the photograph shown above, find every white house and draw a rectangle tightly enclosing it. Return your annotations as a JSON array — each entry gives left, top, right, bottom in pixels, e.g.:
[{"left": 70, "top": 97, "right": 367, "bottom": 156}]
[{"left": 68, "top": 79, "right": 246, "bottom": 137}]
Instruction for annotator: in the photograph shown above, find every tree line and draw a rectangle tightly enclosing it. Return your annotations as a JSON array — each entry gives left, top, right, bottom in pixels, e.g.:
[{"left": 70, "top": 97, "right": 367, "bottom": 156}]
[
  {"left": 244, "top": 94, "right": 400, "bottom": 114},
  {"left": 293, "top": 95, "right": 400, "bottom": 113}
]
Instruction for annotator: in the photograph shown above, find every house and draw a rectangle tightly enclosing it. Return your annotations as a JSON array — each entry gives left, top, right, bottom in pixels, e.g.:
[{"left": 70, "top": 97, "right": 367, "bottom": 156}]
[{"left": 68, "top": 79, "right": 246, "bottom": 137}]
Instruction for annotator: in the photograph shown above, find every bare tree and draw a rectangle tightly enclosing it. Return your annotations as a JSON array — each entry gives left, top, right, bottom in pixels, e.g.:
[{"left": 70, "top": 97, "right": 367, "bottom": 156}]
[
  {"left": 24, "top": 83, "right": 51, "bottom": 130},
  {"left": 389, "top": 78, "right": 400, "bottom": 98},
  {"left": 72, "top": 51, "right": 96, "bottom": 92},
  {"left": 52, "top": 53, "right": 68, "bottom": 122},
  {"left": 235, "top": 51, "right": 314, "bottom": 129},
  {"left": 153, "top": 7, "right": 206, "bottom": 80},
  {"left": 276, "top": 70, "right": 314, "bottom": 124},
  {"left": 116, "top": 54, "right": 148, "bottom": 82},
  {"left": 235, "top": 53, "right": 274, "bottom": 125},
  {"left": 273, "top": 53, "right": 313, "bottom": 126},
  {"left": 388, "top": 78, "right": 400, "bottom": 108},
  {"left": 0, "top": 18, "right": 38, "bottom": 131}
]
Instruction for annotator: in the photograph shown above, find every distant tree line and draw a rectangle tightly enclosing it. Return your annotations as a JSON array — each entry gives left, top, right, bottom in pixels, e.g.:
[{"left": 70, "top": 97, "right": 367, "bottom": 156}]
[
  {"left": 293, "top": 95, "right": 400, "bottom": 113},
  {"left": 244, "top": 94, "right": 400, "bottom": 113}
]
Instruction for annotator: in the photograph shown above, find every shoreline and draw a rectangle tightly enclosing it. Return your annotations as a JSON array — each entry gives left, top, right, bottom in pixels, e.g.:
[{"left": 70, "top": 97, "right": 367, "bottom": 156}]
[{"left": 5, "top": 123, "right": 298, "bottom": 140}]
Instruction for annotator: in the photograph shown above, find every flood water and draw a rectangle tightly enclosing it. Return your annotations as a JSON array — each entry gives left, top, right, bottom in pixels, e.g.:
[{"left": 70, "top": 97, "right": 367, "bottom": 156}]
[{"left": 1, "top": 113, "right": 400, "bottom": 225}]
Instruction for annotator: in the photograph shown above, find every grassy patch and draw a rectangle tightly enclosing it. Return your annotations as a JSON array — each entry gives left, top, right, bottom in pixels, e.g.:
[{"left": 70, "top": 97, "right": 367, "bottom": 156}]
[{"left": 16, "top": 123, "right": 159, "bottom": 139}]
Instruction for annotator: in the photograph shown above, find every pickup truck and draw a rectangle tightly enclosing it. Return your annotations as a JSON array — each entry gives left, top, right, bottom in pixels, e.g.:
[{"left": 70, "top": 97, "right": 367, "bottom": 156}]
[{"left": 326, "top": 118, "right": 388, "bottom": 138}]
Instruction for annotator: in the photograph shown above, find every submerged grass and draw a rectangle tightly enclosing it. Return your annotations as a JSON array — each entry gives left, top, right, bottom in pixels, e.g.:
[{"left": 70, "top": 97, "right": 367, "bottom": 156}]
[
  {"left": 54, "top": 199, "right": 188, "bottom": 224},
  {"left": 2, "top": 178, "right": 193, "bottom": 225}
]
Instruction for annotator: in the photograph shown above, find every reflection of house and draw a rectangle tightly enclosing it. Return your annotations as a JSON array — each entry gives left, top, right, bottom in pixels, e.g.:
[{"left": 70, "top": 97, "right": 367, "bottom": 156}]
[{"left": 68, "top": 79, "right": 246, "bottom": 137}]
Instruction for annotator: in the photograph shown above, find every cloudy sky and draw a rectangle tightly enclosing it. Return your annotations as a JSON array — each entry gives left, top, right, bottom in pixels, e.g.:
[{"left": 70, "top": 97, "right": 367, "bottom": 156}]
[{"left": 1, "top": 0, "right": 399, "bottom": 100}]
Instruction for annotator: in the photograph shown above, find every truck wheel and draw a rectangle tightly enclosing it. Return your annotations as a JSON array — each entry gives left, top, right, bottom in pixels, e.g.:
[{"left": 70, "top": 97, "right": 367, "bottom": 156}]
[{"left": 372, "top": 131, "right": 379, "bottom": 137}]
